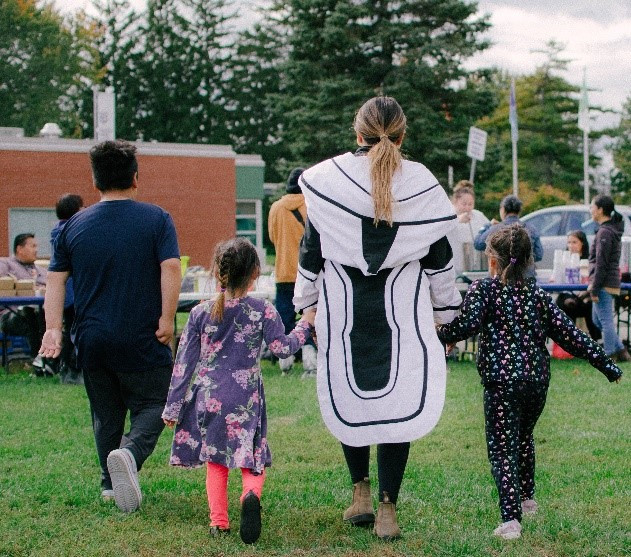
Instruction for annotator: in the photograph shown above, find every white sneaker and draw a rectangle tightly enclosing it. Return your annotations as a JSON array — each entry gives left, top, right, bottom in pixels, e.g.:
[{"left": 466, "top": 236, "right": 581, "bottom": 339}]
[
  {"left": 522, "top": 499, "right": 538, "bottom": 515},
  {"left": 302, "top": 344, "right": 317, "bottom": 373},
  {"left": 101, "top": 488, "right": 115, "bottom": 502},
  {"left": 493, "top": 519, "right": 521, "bottom": 539},
  {"left": 279, "top": 355, "right": 294, "bottom": 374},
  {"left": 107, "top": 448, "right": 142, "bottom": 513}
]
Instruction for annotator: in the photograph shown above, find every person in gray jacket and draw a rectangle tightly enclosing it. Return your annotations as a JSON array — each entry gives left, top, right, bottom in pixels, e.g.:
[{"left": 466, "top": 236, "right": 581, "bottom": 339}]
[{"left": 474, "top": 195, "right": 543, "bottom": 277}]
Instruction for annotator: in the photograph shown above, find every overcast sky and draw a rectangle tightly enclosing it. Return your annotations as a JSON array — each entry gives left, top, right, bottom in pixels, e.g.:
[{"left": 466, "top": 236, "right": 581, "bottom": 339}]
[{"left": 54, "top": 0, "right": 631, "bottom": 129}]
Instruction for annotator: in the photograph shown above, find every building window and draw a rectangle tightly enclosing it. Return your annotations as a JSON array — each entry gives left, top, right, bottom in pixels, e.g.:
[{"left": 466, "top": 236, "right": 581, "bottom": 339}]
[
  {"left": 9, "top": 208, "right": 57, "bottom": 258},
  {"left": 236, "top": 199, "right": 262, "bottom": 252}
]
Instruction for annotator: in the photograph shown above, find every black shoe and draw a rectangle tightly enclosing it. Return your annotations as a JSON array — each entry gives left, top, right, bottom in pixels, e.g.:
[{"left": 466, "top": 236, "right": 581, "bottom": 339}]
[
  {"left": 209, "top": 526, "right": 231, "bottom": 537},
  {"left": 240, "top": 490, "right": 262, "bottom": 544}
]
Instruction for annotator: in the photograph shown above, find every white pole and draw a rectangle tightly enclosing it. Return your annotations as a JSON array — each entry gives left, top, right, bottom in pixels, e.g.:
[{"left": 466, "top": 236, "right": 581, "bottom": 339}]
[
  {"left": 512, "top": 137, "right": 518, "bottom": 197},
  {"left": 583, "top": 129, "right": 589, "bottom": 205},
  {"left": 469, "top": 158, "right": 476, "bottom": 183}
]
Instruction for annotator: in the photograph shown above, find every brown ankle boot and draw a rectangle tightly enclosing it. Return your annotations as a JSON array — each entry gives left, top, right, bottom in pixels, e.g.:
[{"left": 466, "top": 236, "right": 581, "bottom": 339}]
[
  {"left": 343, "top": 477, "right": 375, "bottom": 525},
  {"left": 373, "top": 492, "right": 401, "bottom": 540}
]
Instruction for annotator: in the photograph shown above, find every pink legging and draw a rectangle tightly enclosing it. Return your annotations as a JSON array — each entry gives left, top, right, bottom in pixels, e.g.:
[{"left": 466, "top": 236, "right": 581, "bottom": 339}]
[{"left": 206, "top": 462, "right": 266, "bottom": 529}]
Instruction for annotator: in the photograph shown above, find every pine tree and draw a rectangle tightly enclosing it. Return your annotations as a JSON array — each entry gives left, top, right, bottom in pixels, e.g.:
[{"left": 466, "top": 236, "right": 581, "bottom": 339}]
[
  {"left": 224, "top": 18, "right": 290, "bottom": 182},
  {"left": 267, "top": 0, "right": 493, "bottom": 182}
]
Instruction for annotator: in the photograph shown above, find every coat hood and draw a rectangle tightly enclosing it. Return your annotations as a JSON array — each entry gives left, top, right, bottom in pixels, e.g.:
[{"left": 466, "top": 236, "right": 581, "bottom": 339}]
[
  {"left": 599, "top": 216, "right": 624, "bottom": 239},
  {"left": 276, "top": 193, "right": 305, "bottom": 211}
]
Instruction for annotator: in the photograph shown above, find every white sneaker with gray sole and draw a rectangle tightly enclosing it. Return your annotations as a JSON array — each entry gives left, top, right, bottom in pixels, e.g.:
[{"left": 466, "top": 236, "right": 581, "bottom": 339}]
[
  {"left": 301, "top": 345, "right": 317, "bottom": 374},
  {"left": 101, "top": 488, "right": 115, "bottom": 502},
  {"left": 279, "top": 355, "right": 294, "bottom": 373},
  {"left": 493, "top": 519, "right": 521, "bottom": 539},
  {"left": 107, "top": 448, "right": 142, "bottom": 513}
]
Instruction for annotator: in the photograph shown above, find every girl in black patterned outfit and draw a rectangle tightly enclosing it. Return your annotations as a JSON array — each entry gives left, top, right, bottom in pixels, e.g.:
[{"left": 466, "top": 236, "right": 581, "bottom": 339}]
[{"left": 437, "top": 224, "right": 622, "bottom": 540}]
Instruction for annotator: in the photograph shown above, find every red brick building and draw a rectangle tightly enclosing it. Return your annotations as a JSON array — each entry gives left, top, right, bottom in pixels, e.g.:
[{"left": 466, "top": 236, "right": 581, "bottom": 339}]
[{"left": 0, "top": 137, "right": 242, "bottom": 266}]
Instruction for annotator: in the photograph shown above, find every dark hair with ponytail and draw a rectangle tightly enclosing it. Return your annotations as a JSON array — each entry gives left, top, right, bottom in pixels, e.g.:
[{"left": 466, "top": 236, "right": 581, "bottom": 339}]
[
  {"left": 210, "top": 237, "right": 260, "bottom": 321},
  {"left": 486, "top": 224, "right": 533, "bottom": 285},
  {"left": 593, "top": 194, "right": 622, "bottom": 223}
]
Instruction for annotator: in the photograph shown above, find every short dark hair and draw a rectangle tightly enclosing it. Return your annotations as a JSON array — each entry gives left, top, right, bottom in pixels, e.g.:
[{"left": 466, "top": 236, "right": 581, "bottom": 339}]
[
  {"left": 501, "top": 195, "right": 522, "bottom": 215},
  {"left": 56, "top": 194, "right": 84, "bottom": 220},
  {"left": 90, "top": 140, "right": 138, "bottom": 192},
  {"left": 14, "top": 233, "right": 34, "bottom": 254}
]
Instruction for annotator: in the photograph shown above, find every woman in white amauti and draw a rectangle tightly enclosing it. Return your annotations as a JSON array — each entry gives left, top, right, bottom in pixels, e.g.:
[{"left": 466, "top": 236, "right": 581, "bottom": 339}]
[
  {"left": 293, "top": 96, "right": 461, "bottom": 540},
  {"left": 446, "top": 180, "right": 490, "bottom": 276}
]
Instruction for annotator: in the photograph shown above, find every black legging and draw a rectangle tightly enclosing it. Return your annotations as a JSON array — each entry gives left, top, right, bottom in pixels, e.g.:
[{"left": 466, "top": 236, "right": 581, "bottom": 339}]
[{"left": 341, "top": 442, "right": 410, "bottom": 504}]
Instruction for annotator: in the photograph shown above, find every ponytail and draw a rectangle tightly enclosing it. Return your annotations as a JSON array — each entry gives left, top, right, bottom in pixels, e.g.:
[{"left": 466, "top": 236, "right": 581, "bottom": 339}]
[
  {"left": 368, "top": 136, "right": 401, "bottom": 226},
  {"left": 353, "top": 96, "right": 407, "bottom": 226}
]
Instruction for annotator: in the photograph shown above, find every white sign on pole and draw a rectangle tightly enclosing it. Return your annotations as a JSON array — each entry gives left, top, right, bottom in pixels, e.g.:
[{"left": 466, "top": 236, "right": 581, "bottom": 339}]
[
  {"left": 467, "top": 127, "right": 487, "bottom": 162},
  {"left": 93, "top": 87, "right": 116, "bottom": 141}
]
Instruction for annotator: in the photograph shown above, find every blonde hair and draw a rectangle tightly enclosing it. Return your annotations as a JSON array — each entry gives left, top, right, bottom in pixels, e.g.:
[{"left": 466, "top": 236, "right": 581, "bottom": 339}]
[{"left": 353, "top": 97, "right": 406, "bottom": 226}]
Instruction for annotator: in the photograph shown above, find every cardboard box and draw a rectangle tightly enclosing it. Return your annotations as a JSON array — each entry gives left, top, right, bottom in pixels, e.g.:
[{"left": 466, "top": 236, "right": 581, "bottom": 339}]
[
  {"left": 16, "top": 289, "right": 36, "bottom": 297},
  {"left": 0, "top": 277, "right": 15, "bottom": 289},
  {"left": 15, "top": 279, "right": 35, "bottom": 290},
  {"left": 0, "top": 289, "right": 17, "bottom": 297}
]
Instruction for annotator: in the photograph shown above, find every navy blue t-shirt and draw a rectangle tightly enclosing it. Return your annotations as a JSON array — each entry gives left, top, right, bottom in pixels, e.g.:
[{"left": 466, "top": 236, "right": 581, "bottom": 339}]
[{"left": 49, "top": 200, "right": 180, "bottom": 372}]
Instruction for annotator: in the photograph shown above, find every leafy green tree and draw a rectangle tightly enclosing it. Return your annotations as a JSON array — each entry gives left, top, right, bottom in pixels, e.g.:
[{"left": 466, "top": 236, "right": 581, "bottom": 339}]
[
  {"left": 0, "top": 0, "right": 93, "bottom": 136},
  {"left": 475, "top": 42, "right": 606, "bottom": 211},
  {"left": 80, "top": 0, "right": 143, "bottom": 140},
  {"left": 612, "top": 94, "right": 631, "bottom": 195}
]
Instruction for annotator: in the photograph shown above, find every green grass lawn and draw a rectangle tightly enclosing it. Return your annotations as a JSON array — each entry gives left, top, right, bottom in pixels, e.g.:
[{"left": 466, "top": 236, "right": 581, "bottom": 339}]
[{"left": 1, "top": 359, "right": 629, "bottom": 556}]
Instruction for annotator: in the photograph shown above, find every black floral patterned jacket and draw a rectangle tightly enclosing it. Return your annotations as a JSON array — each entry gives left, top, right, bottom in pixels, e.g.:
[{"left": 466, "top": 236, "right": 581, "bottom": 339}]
[{"left": 436, "top": 277, "right": 622, "bottom": 386}]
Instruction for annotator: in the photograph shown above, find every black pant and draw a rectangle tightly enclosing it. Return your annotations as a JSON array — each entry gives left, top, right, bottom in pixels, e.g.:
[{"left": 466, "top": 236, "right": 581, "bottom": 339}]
[
  {"left": 341, "top": 442, "right": 410, "bottom": 504},
  {"left": 60, "top": 307, "right": 77, "bottom": 370},
  {"left": 82, "top": 364, "right": 172, "bottom": 489},
  {"left": 483, "top": 381, "right": 547, "bottom": 522},
  {"left": 275, "top": 282, "right": 315, "bottom": 357},
  {"left": 0, "top": 306, "right": 45, "bottom": 357}
]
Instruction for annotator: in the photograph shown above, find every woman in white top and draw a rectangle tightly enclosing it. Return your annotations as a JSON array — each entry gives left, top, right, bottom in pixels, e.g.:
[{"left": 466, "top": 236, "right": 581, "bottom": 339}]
[
  {"left": 446, "top": 181, "right": 490, "bottom": 277},
  {"left": 293, "top": 96, "right": 461, "bottom": 540}
]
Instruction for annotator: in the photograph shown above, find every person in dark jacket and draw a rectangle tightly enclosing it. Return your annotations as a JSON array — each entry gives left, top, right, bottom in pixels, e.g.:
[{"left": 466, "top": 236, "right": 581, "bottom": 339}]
[
  {"left": 437, "top": 224, "right": 622, "bottom": 540},
  {"left": 588, "top": 194, "right": 631, "bottom": 361},
  {"left": 50, "top": 193, "right": 84, "bottom": 383},
  {"left": 474, "top": 195, "right": 543, "bottom": 277}
]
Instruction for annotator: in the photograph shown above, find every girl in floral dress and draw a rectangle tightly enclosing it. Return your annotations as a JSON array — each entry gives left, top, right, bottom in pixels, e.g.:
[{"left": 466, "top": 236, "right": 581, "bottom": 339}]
[
  {"left": 162, "top": 238, "right": 314, "bottom": 544},
  {"left": 436, "top": 224, "right": 622, "bottom": 540}
]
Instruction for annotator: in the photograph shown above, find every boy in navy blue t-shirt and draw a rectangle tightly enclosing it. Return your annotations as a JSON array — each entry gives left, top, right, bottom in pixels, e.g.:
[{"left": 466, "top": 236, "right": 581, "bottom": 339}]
[{"left": 41, "top": 140, "right": 181, "bottom": 513}]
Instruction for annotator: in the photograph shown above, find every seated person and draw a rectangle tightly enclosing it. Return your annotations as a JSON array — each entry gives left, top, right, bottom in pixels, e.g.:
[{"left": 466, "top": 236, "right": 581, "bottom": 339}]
[
  {"left": 556, "top": 230, "right": 600, "bottom": 340},
  {"left": 0, "top": 233, "right": 48, "bottom": 368},
  {"left": 474, "top": 195, "right": 543, "bottom": 277}
]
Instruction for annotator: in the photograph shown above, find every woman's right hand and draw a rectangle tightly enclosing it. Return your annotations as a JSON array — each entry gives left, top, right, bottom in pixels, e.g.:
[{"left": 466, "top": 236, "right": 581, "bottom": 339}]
[
  {"left": 303, "top": 308, "right": 317, "bottom": 326},
  {"left": 163, "top": 419, "right": 176, "bottom": 428},
  {"left": 457, "top": 212, "right": 471, "bottom": 223}
]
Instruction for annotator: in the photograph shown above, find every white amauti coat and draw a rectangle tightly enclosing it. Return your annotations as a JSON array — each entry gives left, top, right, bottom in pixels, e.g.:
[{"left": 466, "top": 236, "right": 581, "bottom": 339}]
[{"left": 293, "top": 152, "right": 462, "bottom": 446}]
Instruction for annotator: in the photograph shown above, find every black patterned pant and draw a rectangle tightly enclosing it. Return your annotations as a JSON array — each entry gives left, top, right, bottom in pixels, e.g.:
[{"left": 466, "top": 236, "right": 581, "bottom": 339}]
[{"left": 483, "top": 381, "right": 548, "bottom": 522}]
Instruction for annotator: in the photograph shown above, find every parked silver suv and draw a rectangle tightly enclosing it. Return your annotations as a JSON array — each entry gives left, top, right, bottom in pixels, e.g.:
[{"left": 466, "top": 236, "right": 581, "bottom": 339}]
[{"left": 520, "top": 205, "right": 631, "bottom": 269}]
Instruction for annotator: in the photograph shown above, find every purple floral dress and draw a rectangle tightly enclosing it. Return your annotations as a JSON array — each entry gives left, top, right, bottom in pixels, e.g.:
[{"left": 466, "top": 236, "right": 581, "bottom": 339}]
[{"left": 162, "top": 296, "right": 311, "bottom": 473}]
